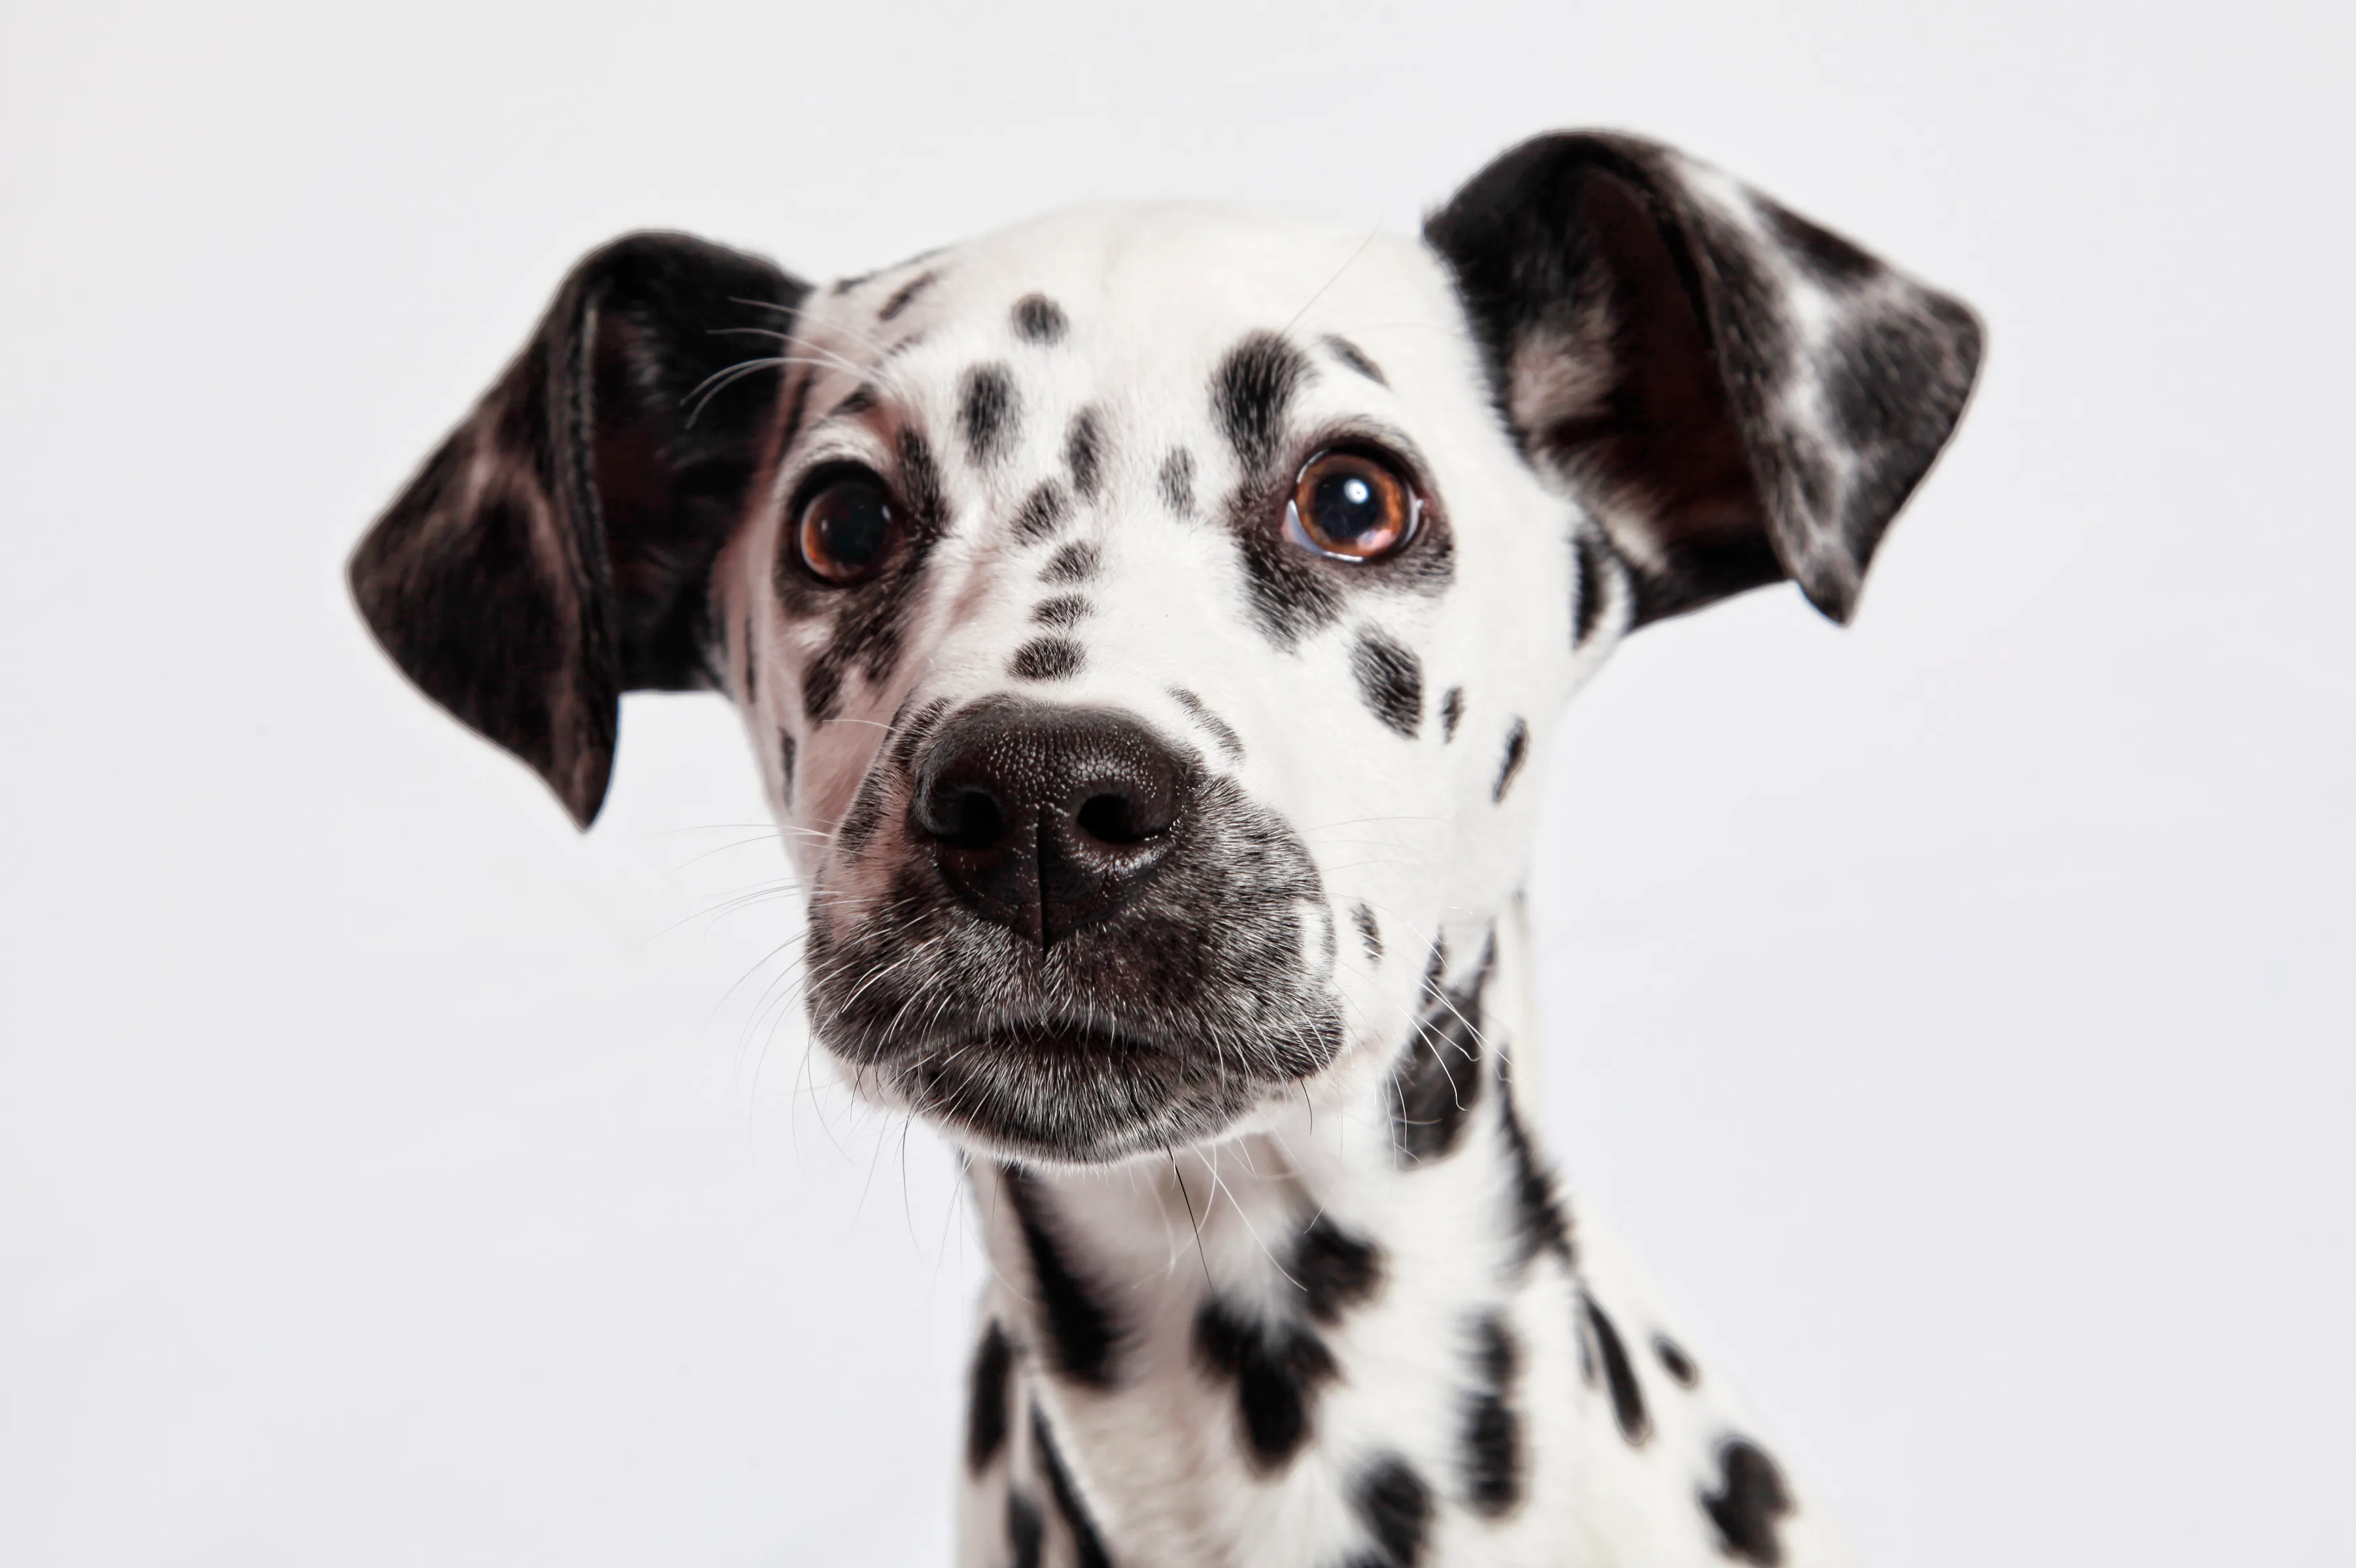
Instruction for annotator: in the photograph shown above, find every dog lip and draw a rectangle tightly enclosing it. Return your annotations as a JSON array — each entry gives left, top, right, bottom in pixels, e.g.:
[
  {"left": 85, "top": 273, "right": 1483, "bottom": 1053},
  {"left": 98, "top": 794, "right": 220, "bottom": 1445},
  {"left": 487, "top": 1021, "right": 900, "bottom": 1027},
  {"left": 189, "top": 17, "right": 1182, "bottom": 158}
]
[{"left": 965, "top": 1017, "right": 1162, "bottom": 1062}]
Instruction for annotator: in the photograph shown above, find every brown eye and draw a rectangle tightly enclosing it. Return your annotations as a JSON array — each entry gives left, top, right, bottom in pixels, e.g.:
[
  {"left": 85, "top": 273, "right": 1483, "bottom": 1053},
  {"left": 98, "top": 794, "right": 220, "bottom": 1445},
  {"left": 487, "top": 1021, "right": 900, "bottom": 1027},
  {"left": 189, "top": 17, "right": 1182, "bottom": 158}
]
[
  {"left": 1285, "top": 449, "right": 1418, "bottom": 561},
  {"left": 796, "top": 469, "right": 898, "bottom": 585}
]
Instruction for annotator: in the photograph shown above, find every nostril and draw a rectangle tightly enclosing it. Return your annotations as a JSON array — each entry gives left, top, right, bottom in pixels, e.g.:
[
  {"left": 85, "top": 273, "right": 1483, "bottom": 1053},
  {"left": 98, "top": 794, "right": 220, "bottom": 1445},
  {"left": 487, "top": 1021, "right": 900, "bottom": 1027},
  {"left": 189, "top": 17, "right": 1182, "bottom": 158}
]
[
  {"left": 939, "top": 787, "right": 1006, "bottom": 850},
  {"left": 1075, "top": 791, "right": 1145, "bottom": 845}
]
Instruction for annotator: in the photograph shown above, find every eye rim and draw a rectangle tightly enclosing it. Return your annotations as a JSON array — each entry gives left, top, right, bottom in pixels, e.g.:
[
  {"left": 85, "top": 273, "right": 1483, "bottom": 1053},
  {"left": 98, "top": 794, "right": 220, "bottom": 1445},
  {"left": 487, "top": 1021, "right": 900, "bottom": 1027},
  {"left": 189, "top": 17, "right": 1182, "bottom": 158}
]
[
  {"left": 1282, "top": 443, "right": 1423, "bottom": 562},
  {"left": 791, "top": 462, "right": 902, "bottom": 586}
]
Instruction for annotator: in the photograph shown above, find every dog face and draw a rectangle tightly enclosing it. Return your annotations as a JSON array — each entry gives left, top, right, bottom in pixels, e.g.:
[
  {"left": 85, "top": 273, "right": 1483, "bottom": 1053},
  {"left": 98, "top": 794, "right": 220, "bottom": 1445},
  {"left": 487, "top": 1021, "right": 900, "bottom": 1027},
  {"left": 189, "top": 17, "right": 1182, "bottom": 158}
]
[{"left": 351, "top": 133, "right": 1980, "bottom": 1165}]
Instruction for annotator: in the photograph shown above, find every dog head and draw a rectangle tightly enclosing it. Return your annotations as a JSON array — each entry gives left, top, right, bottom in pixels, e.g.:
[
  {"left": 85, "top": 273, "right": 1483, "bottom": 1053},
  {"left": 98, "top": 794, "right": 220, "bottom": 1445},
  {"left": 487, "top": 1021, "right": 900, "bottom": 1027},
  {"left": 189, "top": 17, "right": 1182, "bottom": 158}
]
[{"left": 351, "top": 132, "right": 1980, "bottom": 1164}]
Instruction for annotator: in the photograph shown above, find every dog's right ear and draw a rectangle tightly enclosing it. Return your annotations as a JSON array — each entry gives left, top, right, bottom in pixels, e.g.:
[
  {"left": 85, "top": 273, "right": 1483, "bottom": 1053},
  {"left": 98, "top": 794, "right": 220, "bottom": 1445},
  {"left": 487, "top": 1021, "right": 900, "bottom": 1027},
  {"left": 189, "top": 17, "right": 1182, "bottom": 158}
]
[{"left": 349, "top": 233, "right": 808, "bottom": 828}]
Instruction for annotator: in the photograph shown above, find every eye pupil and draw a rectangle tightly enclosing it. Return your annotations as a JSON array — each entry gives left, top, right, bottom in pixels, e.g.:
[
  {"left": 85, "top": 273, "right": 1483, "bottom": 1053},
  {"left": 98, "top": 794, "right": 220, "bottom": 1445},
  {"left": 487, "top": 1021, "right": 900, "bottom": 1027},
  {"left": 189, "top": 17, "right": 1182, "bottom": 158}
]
[
  {"left": 799, "top": 474, "right": 895, "bottom": 583},
  {"left": 1289, "top": 450, "right": 1415, "bottom": 560}
]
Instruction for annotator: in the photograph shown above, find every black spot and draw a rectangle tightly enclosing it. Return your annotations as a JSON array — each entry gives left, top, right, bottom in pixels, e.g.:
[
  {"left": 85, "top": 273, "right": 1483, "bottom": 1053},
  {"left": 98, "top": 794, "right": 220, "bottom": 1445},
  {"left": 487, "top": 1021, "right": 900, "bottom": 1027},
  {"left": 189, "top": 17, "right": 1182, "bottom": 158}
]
[
  {"left": 1007, "top": 1491, "right": 1045, "bottom": 1568},
  {"left": 1031, "top": 1406, "right": 1114, "bottom": 1568},
  {"left": 1211, "top": 330, "right": 1312, "bottom": 475},
  {"left": 1065, "top": 407, "right": 1105, "bottom": 501},
  {"left": 1497, "top": 1066, "right": 1573, "bottom": 1268},
  {"left": 1193, "top": 1296, "right": 1338, "bottom": 1472},
  {"left": 1460, "top": 1313, "right": 1523, "bottom": 1518},
  {"left": 1013, "top": 293, "right": 1069, "bottom": 344},
  {"left": 1011, "top": 637, "right": 1084, "bottom": 681},
  {"left": 1321, "top": 333, "right": 1388, "bottom": 385},
  {"left": 776, "top": 727, "right": 797, "bottom": 798},
  {"left": 1391, "top": 937, "right": 1491, "bottom": 1164},
  {"left": 1351, "top": 631, "right": 1423, "bottom": 738},
  {"left": 1012, "top": 480, "right": 1070, "bottom": 543},
  {"left": 1572, "top": 528, "right": 1610, "bottom": 645},
  {"left": 1493, "top": 720, "right": 1529, "bottom": 802},
  {"left": 740, "top": 613, "right": 757, "bottom": 702},
  {"left": 1655, "top": 1334, "right": 1699, "bottom": 1388},
  {"left": 1296, "top": 1214, "right": 1383, "bottom": 1324},
  {"left": 1702, "top": 1437, "right": 1793, "bottom": 1566},
  {"left": 1351, "top": 903, "right": 1381, "bottom": 964},
  {"left": 1440, "top": 687, "right": 1464, "bottom": 741},
  {"left": 960, "top": 362, "right": 1020, "bottom": 465},
  {"left": 1352, "top": 1454, "right": 1431, "bottom": 1567},
  {"left": 966, "top": 1320, "right": 1013, "bottom": 1473},
  {"left": 1003, "top": 1167, "right": 1120, "bottom": 1388},
  {"left": 1168, "top": 687, "right": 1243, "bottom": 762},
  {"left": 1042, "top": 541, "right": 1100, "bottom": 583},
  {"left": 1031, "top": 595, "right": 1093, "bottom": 629},
  {"left": 876, "top": 269, "right": 938, "bottom": 322},
  {"left": 1582, "top": 1292, "right": 1651, "bottom": 1445},
  {"left": 1158, "top": 448, "right": 1196, "bottom": 516}
]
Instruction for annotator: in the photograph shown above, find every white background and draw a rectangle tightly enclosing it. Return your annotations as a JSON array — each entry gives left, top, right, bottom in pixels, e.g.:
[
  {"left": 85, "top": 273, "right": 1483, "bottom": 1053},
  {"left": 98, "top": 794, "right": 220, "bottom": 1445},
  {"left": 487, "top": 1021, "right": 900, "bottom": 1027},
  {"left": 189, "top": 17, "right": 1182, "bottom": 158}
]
[{"left": 3, "top": 1, "right": 2349, "bottom": 1563}]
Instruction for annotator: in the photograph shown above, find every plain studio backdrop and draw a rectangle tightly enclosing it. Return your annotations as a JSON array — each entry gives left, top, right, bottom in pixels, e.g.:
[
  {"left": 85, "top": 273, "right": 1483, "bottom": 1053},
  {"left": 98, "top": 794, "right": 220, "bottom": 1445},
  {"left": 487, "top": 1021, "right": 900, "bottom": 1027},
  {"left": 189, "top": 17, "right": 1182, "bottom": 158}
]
[{"left": 4, "top": 1, "right": 2349, "bottom": 1563}]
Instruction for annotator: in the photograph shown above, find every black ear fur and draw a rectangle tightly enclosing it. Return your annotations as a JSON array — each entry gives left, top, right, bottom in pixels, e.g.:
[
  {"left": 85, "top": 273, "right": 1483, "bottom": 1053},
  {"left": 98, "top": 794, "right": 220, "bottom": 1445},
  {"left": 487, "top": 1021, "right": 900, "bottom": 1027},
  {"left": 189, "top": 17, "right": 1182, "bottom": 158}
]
[
  {"left": 349, "top": 233, "right": 808, "bottom": 827},
  {"left": 1425, "top": 131, "right": 1983, "bottom": 625}
]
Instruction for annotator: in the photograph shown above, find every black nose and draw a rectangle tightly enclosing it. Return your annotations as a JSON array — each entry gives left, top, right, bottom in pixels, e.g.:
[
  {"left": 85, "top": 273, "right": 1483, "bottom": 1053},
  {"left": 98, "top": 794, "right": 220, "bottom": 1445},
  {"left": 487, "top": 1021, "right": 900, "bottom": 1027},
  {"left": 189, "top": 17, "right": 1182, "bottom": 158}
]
[{"left": 909, "top": 701, "right": 1190, "bottom": 947}]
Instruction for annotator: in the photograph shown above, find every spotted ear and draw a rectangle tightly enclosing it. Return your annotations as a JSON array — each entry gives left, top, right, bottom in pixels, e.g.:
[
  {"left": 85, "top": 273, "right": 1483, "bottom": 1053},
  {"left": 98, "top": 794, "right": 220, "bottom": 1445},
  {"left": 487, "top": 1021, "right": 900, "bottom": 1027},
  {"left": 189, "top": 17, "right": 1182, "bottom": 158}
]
[
  {"left": 349, "top": 233, "right": 808, "bottom": 827},
  {"left": 1426, "top": 131, "right": 1983, "bottom": 625}
]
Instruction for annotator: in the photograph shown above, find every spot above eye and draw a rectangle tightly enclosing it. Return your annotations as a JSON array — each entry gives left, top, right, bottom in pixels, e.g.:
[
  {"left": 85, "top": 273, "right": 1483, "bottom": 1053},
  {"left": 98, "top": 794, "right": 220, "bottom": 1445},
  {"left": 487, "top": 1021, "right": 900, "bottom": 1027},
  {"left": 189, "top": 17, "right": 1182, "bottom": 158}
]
[
  {"left": 796, "top": 468, "right": 899, "bottom": 584},
  {"left": 1286, "top": 448, "right": 1419, "bottom": 561}
]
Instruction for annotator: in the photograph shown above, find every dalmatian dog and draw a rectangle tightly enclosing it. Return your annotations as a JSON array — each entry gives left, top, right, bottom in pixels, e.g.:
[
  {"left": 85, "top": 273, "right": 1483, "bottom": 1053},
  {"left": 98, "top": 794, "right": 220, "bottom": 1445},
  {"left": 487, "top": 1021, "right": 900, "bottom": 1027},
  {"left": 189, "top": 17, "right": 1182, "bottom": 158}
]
[{"left": 350, "top": 131, "right": 1980, "bottom": 1566}]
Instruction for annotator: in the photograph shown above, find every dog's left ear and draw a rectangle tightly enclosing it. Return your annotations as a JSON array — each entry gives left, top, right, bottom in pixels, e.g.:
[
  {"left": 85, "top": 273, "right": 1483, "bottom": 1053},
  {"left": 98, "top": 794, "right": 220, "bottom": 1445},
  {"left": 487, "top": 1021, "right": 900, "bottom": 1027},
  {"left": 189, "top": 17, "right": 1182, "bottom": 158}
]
[
  {"left": 349, "top": 233, "right": 808, "bottom": 827},
  {"left": 1426, "top": 131, "right": 1983, "bottom": 625}
]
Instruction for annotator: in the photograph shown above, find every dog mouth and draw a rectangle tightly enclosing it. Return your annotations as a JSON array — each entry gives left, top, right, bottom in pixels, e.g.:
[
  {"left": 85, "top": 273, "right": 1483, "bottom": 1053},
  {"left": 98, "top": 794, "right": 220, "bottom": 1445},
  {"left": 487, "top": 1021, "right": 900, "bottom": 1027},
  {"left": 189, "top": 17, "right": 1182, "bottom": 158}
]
[{"left": 831, "top": 1006, "right": 1323, "bottom": 1164}]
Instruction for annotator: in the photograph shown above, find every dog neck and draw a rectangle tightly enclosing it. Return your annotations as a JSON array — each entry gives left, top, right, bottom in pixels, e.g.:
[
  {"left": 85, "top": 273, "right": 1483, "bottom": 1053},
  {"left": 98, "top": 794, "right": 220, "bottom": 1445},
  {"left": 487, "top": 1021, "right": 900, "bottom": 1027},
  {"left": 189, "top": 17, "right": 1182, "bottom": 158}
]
[{"left": 958, "top": 897, "right": 1594, "bottom": 1563}]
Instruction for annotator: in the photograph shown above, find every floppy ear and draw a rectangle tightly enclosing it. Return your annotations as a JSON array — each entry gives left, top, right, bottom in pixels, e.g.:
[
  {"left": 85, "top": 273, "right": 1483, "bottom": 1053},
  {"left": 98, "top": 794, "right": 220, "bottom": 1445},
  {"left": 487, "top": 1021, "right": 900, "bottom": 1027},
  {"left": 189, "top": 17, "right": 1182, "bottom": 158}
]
[
  {"left": 349, "top": 233, "right": 808, "bottom": 827},
  {"left": 1425, "top": 131, "right": 1983, "bottom": 625}
]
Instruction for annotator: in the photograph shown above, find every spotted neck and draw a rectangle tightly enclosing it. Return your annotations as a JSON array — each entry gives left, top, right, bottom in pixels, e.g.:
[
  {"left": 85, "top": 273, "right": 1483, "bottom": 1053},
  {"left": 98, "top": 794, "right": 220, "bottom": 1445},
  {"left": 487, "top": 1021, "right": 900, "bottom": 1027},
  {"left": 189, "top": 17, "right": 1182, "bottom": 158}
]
[{"left": 956, "top": 900, "right": 1606, "bottom": 1567}]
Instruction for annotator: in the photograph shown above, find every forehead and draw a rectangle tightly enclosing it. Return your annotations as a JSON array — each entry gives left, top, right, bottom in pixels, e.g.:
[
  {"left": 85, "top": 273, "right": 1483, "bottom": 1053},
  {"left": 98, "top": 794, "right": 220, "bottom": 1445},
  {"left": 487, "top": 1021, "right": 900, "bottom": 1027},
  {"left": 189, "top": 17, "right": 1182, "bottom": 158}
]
[{"left": 804, "top": 204, "right": 1466, "bottom": 390}]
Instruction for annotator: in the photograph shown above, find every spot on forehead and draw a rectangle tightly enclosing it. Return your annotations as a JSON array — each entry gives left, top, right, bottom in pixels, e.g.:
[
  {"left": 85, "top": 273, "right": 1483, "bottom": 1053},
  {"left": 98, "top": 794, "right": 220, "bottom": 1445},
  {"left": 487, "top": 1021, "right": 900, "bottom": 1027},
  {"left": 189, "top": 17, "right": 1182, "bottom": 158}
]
[
  {"left": 1011, "top": 636, "right": 1084, "bottom": 681},
  {"left": 1351, "top": 630, "right": 1423, "bottom": 739},
  {"left": 1321, "top": 333, "right": 1387, "bottom": 386},
  {"left": 1065, "top": 407, "right": 1105, "bottom": 502},
  {"left": 1212, "top": 330, "right": 1313, "bottom": 475},
  {"left": 960, "top": 362, "right": 1020, "bottom": 466},
  {"left": 1030, "top": 594, "right": 1092, "bottom": 628},
  {"left": 878, "top": 269, "right": 939, "bottom": 322},
  {"left": 1440, "top": 687, "right": 1464, "bottom": 741},
  {"left": 1012, "top": 480, "right": 1070, "bottom": 543},
  {"left": 1572, "top": 530, "right": 1612, "bottom": 645},
  {"left": 1042, "top": 541, "right": 1100, "bottom": 584},
  {"left": 1012, "top": 293, "right": 1069, "bottom": 344},
  {"left": 1351, "top": 904, "right": 1381, "bottom": 964},
  {"left": 776, "top": 727, "right": 796, "bottom": 798},
  {"left": 1158, "top": 448, "right": 1196, "bottom": 517}
]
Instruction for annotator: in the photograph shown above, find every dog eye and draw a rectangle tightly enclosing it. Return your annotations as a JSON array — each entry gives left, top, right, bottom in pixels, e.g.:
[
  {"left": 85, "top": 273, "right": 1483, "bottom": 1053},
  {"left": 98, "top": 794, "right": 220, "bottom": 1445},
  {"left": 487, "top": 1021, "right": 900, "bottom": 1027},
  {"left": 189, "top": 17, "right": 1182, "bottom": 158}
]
[
  {"left": 797, "top": 469, "right": 899, "bottom": 585},
  {"left": 1285, "top": 449, "right": 1419, "bottom": 561}
]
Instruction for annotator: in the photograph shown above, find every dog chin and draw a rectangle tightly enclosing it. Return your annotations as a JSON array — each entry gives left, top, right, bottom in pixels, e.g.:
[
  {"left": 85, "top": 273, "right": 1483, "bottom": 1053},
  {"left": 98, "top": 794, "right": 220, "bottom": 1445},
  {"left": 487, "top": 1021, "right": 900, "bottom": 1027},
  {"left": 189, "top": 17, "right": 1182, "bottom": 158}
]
[{"left": 817, "top": 1014, "right": 1330, "bottom": 1165}]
